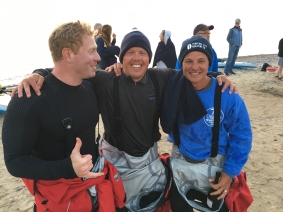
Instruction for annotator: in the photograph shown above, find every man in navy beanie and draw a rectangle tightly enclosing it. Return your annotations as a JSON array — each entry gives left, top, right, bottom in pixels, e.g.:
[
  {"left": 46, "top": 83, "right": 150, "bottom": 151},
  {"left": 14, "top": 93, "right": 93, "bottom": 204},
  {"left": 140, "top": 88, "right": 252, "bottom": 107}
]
[
  {"left": 160, "top": 36, "right": 252, "bottom": 212},
  {"left": 119, "top": 30, "right": 152, "bottom": 63},
  {"left": 12, "top": 30, "right": 237, "bottom": 212},
  {"left": 178, "top": 35, "right": 213, "bottom": 67}
]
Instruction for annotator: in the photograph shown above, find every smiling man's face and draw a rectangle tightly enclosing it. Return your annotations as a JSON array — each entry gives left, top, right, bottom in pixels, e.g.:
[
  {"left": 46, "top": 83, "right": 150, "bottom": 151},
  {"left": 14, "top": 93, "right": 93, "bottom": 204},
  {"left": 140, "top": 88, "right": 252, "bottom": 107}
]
[{"left": 122, "top": 47, "right": 149, "bottom": 82}]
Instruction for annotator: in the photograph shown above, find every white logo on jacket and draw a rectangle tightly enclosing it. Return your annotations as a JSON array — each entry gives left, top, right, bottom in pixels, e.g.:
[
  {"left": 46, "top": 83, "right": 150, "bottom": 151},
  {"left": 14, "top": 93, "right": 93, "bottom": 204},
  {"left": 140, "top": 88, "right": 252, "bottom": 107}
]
[{"left": 204, "top": 107, "right": 224, "bottom": 127}]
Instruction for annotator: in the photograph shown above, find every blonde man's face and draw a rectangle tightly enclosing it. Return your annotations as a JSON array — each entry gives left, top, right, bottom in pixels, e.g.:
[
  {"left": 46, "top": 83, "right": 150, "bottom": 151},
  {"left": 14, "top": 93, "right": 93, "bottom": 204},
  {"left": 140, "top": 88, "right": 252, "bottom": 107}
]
[{"left": 71, "top": 35, "right": 100, "bottom": 79}]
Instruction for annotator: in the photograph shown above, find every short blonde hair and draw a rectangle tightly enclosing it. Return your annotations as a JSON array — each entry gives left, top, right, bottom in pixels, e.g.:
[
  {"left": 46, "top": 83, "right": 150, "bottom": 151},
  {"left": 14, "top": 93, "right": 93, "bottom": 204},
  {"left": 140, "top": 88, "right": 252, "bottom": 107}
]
[{"left": 49, "top": 21, "right": 94, "bottom": 62}]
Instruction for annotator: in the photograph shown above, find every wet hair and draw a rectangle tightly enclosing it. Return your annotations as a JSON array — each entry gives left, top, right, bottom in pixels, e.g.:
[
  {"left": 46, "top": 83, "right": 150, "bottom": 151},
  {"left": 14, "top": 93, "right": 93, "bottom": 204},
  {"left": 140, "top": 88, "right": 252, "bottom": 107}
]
[
  {"left": 49, "top": 20, "right": 94, "bottom": 62},
  {"left": 101, "top": 24, "right": 112, "bottom": 47}
]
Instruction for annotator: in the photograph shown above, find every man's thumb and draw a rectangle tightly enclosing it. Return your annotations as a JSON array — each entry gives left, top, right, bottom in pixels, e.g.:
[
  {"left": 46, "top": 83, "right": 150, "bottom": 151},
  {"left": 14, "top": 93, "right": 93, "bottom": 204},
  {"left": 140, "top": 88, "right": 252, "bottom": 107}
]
[{"left": 73, "top": 138, "right": 82, "bottom": 153}]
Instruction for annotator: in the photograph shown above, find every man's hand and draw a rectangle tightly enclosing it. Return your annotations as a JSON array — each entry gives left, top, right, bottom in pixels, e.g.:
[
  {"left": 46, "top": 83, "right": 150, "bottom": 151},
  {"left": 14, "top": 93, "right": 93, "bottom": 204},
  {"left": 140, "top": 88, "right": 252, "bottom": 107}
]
[
  {"left": 105, "top": 63, "right": 123, "bottom": 76},
  {"left": 11, "top": 74, "right": 44, "bottom": 98},
  {"left": 209, "top": 171, "right": 232, "bottom": 200},
  {"left": 70, "top": 138, "right": 104, "bottom": 178},
  {"left": 216, "top": 75, "right": 238, "bottom": 94}
]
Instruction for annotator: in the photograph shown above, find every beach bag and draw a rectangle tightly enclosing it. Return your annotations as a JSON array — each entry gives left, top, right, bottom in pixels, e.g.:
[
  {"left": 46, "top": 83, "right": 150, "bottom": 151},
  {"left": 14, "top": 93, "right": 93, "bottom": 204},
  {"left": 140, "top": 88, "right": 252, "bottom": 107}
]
[
  {"left": 266, "top": 66, "right": 277, "bottom": 72},
  {"left": 261, "top": 62, "right": 271, "bottom": 71}
]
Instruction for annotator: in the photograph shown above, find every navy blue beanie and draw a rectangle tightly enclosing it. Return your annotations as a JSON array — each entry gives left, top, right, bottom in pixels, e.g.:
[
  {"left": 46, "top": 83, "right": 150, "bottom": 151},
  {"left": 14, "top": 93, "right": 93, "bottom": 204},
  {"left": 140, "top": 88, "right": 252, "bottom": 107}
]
[
  {"left": 119, "top": 30, "right": 152, "bottom": 63},
  {"left": 178, "top": 36, "right": 213, "bottom": 67}
]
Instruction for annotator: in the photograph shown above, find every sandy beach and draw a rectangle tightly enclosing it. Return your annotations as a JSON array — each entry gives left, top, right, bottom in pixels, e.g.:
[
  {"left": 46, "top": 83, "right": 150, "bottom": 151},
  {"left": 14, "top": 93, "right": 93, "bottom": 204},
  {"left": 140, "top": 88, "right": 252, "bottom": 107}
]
[{"left": 1, "top": 53, "right": 282, "bottom": 211}]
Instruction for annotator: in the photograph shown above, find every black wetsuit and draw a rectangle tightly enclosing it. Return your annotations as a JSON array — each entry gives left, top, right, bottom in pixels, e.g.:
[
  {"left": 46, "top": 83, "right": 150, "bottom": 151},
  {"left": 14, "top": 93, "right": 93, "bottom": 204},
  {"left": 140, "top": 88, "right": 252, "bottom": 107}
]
[
  {"left": 2, "top": 74, "right": 99, "bottom": 180},
  {"left": 91, "top": 69, "right": 175, "bottom": 156},
  {"left": 32, "top": 68, "right": 175, "bottom": 157},
  {"left": 29, "top": 68, "right": 220, "bottom": 157}
]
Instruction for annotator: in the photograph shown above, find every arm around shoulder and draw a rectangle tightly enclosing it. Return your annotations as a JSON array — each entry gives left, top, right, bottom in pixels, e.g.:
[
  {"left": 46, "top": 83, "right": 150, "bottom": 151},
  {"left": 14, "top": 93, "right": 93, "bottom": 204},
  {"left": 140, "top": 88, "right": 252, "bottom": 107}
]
[
  {"left": 33, "top": 68, "right": 53, "bottom": 76},
  {"left": 11, "top": 68, "right": 51, "bottom": 98}
]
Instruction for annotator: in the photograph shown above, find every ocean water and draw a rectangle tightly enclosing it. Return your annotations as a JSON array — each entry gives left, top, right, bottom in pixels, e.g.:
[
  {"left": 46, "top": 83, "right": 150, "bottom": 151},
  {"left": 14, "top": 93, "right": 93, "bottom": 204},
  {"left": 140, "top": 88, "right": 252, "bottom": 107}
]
[{"left": 0, "top": 0, "right": 282, "bottom": 84}]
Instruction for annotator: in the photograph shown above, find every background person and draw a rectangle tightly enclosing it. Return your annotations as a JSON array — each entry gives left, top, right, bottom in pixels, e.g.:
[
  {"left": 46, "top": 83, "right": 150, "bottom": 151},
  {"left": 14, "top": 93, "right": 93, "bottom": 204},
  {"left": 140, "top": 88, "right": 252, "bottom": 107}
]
[
  {"left": 94, "top": 22, "right": 102, "bottom": 40},
  {"left": 93, "top": 22, "right": 102, "bottom": 69},
  {"left": 152, "top": 29, "right": 177, "bottom": 69},
  {"left": 94, "top": 23, "right": 117, "bottom": 45},
  {"left": 175, "top": 24, "right": 219, "bottom": 73},
  {"left": 275, "top": 38, "right": 283, "bottom": 79},
  {"left": 96, "top": 24, "right": 120, "bottom": 69},
  {"left": 224, "top": 18, "right": 243, "bottom": 76}
]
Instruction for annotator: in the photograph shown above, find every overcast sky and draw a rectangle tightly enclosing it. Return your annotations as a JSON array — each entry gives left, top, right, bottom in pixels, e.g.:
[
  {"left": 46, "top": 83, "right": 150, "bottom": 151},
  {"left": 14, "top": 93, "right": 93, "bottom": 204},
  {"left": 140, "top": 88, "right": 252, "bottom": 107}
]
[{"left": 0, "top": 0, "right": 282, "bottom": 79}]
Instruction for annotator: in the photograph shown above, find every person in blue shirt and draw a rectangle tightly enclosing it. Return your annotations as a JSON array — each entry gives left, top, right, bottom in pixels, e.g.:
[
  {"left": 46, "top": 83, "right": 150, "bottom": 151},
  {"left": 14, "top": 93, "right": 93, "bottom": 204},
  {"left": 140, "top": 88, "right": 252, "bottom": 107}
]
[
  {"left": 161, "top": 36, "right": 252, "bottom": 212},
  {"left": 175, "top": 24, "right": 219, "bottom": 73},
  {"left": 224, "top": 19, "right": 243, "bottom": 76}
]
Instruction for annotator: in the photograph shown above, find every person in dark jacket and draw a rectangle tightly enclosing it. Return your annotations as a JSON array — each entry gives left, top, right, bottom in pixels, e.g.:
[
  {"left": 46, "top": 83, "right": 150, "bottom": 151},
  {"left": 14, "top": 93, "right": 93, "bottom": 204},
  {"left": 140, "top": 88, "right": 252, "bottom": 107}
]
[
  {"left": 275, "top": 38, "right": 283, "bottom": 79},
  {"left": 96, "top": 24, "right": 120, "bottom": 69},
  {"left": 224, "top": 18, "right": 243, "bottom": 76},
  {"left": 152, "top": 30, "right": 177, "bottom": 69}
]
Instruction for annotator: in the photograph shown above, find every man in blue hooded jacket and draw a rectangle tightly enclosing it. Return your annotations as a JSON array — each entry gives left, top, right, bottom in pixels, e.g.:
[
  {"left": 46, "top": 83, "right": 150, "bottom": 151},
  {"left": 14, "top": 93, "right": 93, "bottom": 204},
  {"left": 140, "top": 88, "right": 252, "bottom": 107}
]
[{"left": 161, "top": 35, "right": 252, "bottom": 212}]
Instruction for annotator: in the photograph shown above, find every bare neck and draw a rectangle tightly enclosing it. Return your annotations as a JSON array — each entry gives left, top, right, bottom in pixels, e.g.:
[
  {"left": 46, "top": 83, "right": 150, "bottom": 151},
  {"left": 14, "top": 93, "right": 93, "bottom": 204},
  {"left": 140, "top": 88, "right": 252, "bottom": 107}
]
[
  {"left": 193, "top": 76, "right": 211, "bottom": 91},
  {"left": 52, "top": 64, "right": 82, "bottom": 86}
]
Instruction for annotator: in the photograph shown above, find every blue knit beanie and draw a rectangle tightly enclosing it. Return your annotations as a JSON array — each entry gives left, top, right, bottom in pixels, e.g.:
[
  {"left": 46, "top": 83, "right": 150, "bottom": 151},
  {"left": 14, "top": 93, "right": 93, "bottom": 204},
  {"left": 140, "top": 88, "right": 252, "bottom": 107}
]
[
  {"left": 178, "top": 36, "right": 213, "bottom": 66},
  {"left": 119, "top": 30, "right": 152, "bottom": 63}
]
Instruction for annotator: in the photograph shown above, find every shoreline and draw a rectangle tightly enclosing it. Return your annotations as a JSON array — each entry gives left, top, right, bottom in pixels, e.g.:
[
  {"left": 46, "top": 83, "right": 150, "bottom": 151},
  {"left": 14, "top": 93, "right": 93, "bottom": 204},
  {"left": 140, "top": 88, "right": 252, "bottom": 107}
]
[{"left": 0, "top": 53, "right": 278, "bottom": 83}]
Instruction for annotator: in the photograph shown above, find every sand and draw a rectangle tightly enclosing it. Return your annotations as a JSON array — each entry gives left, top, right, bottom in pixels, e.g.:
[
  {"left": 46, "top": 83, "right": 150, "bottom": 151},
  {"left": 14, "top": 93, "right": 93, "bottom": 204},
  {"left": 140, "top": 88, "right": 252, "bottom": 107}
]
[{"left": 1, "top": 54, "right": 283, "bottom": 211}]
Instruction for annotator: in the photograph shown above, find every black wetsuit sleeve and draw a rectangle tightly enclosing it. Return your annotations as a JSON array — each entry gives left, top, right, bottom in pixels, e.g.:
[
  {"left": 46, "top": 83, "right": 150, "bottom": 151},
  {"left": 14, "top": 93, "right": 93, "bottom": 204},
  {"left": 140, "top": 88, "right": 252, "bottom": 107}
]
[
  {"left": 33, "top": 68, "right": 53, "bottom": 76},
  {"left": 148, "top": 68, "right": 177, "bottom": 85},
  {"left": 87, "top": 70, "right": 115, "bottom": 93},
  {"left": 2, "top": 94, "right": 77, "bottom": 180}
]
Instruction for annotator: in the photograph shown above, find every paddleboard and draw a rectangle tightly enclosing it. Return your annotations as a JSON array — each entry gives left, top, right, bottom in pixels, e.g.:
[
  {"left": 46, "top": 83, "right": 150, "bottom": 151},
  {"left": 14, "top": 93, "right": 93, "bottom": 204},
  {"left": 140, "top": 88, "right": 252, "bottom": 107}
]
[
  {"left": 0, "top": 93, "right": 11, "bottom": 114},
  {"left": 218, "top": 62, "right": 257, "bottom": 69}
]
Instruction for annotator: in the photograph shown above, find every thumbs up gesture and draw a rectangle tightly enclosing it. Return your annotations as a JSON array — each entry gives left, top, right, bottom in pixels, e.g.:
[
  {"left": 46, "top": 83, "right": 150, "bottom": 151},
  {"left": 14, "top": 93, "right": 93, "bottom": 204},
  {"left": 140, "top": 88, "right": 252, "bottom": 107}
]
[{"left": 70, "top": 138, "right": 104, "bottom": 178}]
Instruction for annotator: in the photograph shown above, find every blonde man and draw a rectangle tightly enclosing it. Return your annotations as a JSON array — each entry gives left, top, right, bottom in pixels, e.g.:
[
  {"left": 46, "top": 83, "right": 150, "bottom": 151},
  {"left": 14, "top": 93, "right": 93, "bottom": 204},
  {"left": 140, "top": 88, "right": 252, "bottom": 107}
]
[{"left": 2, "top": 21, "right": 126, "bottom": 211}]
